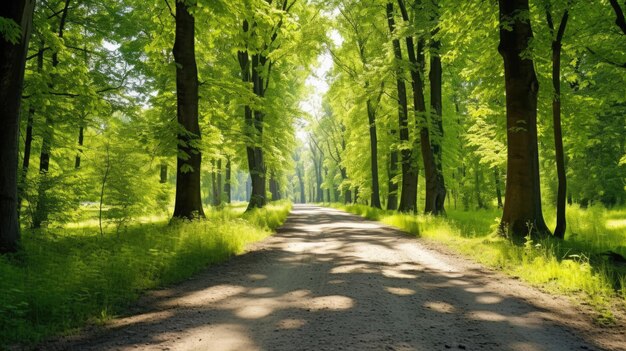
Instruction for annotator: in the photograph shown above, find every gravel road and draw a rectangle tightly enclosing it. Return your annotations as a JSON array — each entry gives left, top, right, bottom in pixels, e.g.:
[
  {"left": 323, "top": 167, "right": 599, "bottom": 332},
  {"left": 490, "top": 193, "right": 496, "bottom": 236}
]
[{"left": 56, "top": 205, "right": 625, "bottom": 351}]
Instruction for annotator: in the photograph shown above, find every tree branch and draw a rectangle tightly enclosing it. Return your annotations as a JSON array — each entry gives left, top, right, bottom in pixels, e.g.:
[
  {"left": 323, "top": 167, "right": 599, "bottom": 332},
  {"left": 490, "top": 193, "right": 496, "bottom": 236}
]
[
  {"left": 609, "top": 0, "right": 626, "bottom": 36},
  {"left": 586, "top": 47, "right": 626, "bottom": 68}
]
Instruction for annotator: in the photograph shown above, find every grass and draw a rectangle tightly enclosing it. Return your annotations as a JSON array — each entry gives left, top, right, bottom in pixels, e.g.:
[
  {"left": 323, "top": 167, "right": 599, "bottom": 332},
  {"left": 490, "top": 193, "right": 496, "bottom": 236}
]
[
  {"left": 0, "top": 200, "right": 292, "bottom": 348},
  {"left": 330, "top": 203, "right": 626, "bottom": 324}
]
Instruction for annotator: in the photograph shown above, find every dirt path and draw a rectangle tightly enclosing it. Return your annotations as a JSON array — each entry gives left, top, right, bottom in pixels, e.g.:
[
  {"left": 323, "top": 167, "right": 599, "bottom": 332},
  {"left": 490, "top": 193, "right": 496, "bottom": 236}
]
[{"left": 57, "top": 205, "right": 624, "bottom": 351}]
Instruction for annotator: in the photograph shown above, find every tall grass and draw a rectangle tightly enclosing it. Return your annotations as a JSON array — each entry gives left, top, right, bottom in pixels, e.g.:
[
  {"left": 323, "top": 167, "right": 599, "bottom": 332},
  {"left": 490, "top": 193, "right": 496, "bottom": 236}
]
[
  {"left": 0, "top": 201, "right": 291, "bottom": 347},
  {"left": 332, "top": 203, "right": 626, "bottom": 323}
]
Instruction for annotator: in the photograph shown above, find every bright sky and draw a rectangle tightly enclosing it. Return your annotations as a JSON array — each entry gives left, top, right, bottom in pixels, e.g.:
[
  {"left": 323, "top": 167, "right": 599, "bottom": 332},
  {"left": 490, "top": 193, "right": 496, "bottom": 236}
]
[{"left": 297, "top": 30, "right": 343, "bottom": 143}]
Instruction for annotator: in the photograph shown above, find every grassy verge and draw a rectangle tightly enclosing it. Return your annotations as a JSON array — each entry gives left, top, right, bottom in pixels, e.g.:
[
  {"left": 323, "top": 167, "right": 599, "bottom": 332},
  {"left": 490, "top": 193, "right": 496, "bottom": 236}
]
[
  {"left": 0, "top": 200, "right": 292, "bottom": 347},
  {"left": 330, "top": 203, "right": 626, "bottom": 324}
]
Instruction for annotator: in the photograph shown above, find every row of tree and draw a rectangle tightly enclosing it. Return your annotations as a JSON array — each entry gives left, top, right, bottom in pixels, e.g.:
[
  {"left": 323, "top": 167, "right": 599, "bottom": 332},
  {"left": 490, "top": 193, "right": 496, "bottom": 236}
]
[
  {"left": 0, "top": 0, "right": 323, "bottom": 253},
  {"left": 1, "top": 0, "right": 625, "bottom": 252},
  {"left": 302, "top": 0, "right": 625, "bottom": 243}
]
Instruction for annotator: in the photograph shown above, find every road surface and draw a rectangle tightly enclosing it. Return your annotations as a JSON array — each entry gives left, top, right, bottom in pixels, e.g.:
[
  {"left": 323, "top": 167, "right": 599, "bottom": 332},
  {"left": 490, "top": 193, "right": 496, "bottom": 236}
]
[{"left": 57, "top": 205, "right": 624, "bottom": 351}]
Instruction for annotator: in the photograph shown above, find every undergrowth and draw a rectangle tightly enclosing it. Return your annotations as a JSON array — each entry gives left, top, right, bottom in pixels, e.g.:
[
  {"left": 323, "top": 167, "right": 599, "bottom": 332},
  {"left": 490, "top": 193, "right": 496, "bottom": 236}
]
[
  {"left": 331, "top": 203, "right": 626, "bottom": 324},
  {"left": 0, "top": 200, "right": 291, "bottom": 347}
]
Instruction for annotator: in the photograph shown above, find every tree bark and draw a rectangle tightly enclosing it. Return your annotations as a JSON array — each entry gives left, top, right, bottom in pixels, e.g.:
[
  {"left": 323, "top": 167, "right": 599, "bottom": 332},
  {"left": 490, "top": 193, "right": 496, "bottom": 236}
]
[
  {"left": 238, "top": 18, "right": 270, "bottom": 211},
  {"left": 387, "top": 3, "right": 418, "bottom": 213},
  {"left": 387, "top": 143, "right": 399, "bottom": 211},
  {"left": 366, "top": 100, "right": 382, "bottom": 209},
  {"left": 224, "top": 157, "right": 231, "bottom": 204},
  {"left": 428, "top": 21, "right": 447, "bottom": 215},
  {"left": 498, "top": 0, "right": 550, "bottom": 243},
  {"left": 546, "top": 5, "right": 569, "bottom": 239},
  {"left": 18, "top": 106, "right": 35, "bottom": 216},
  {"left": 296, "top": 164, "right": 305, "bottom": 203},
  {"left": 217, "top": 159, "right": 223, "bottom": 204},
  {"left": 74, "top": 115, "right": 85, "bottom": 169},
  {"left": 494, "top": 167, "right": 503, "bottom": 209},
  {"left": 340, "top": 167, "right": 352, "bottom": 204},
  {"left": 160, "top": 163, "right": 167, "bottom": 184},
  {"left": 398, "top": 0, "right": 438, "bottom": 215},
  {"left": 172, "top": 0, "right": 205, "bottom": 219},
  {"left": 0, "top": 0, "right": 35, "bottom": 253},
  {"left": 474, "top": 162, "right": 485, "bottom": 209},
  {"left": 609, "top": 0, "right": 626, "bottom": 36},
  {"left": 269, "top": 174, "right": 281, "bottom": 201}
]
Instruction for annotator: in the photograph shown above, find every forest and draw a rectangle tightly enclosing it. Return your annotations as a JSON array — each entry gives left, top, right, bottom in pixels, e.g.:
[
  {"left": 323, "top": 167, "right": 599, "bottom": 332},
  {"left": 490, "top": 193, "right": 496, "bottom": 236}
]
[{"left": 1, "top": 0, "right": 625, "bottom": 348}]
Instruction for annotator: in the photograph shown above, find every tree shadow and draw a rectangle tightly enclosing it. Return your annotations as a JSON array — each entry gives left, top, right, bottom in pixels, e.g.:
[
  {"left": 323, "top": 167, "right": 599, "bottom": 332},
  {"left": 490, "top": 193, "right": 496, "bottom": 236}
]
[{"left": 48, "top": 205, "right": 610, "bottom": 351}]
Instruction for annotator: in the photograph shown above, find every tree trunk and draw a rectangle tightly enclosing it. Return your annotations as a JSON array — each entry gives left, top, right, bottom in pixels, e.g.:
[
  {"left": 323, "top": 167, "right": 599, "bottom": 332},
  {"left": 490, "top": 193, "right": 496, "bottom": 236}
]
[
  {"left": 246, "top": 174, "right": 252, "bottom": 201},
  {"left": 225, "top": 157, "right": 231, "bottom": 204},
  {"left": 474, "top": 163, "right": 485, "bottom": 209},
  {"left": 0, "top": 0, "right": 35, "bottom": 253},
  {"left": 160, "top": 163, "right": 168, "bottom": 184},
  {"left": 387, "top": 144, "right": 398, "bottom": 211},
  {"left": 238, "top": 22, "right": 268, "bottom": 211},
  {"left": 340, "top": 167, "right": 352, "bottom": 204},
  {"left": 387, "top": 3, "right": 417, "bottom": 214},
  {"left": 296, "top": 165, "right": 305, "bottom": 203},
  {"left": 18, "top": 46, "right": 43, "bottom": 216},
  {"left": 324, "top": 167, "right": 330, "bottom": 203},
  {"left": 312, "top": 150, "right": 323, "bottom": 203},
  {"left": 546, "top": 6, "right": 569, "bottom": 239},
  {"left": 428, "top": 27, "right": 447, "bottom": 215},
  {"left": 269, "top": 174, "right": 281, "bottom": 201},
  {"left": 398, "top": 0, "right": 436, "bottom": 215},
  {"left": 217, "top": 159, "right": 223, "bottom": 204},
  {"left": 34, "top": 0, "right": 72, "bottom": 228},
  {"left": 172, "top": 0, "right": 205, "bottom": 219},
  {"left": 74, "top": 119, "right": 85, "bottom": 169},
  {"left": 18, "top": 106, "right": 35, "bottom": 217},
  {"left": 366, "top": 100, "right": 382, "bottom": 209},
  {"left": 494, "top": 167, "right": 503, "bottom": 209},
  {"left": 498, "top": 0, "right": 549, "bottom": 243},
  {"left": 608, "top": 0, "right": 626, "bottom": 36}
]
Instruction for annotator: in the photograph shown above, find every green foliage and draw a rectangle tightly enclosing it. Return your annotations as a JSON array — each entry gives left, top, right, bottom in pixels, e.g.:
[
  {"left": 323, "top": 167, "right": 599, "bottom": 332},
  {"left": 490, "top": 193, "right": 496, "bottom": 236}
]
[
  {"left": 0, "top": 16, "right": 22, "bottom": 44},
  {"left": 0, "top": 202, "right": 291, "bottom": 347}
]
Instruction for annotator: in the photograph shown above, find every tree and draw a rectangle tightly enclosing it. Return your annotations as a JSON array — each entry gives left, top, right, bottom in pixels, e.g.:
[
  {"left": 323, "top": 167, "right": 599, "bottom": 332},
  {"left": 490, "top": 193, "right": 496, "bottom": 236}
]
[
  {"left": 426, "top": 0, "right": 446, "bottom": 215},
  {"left": 387, "top": 2, "right": 417, "bottom": 213},
  {"left": 545, "top": 1, "right": 571, "bottom": 239},
  {"left": 172, "top": 0, "right": 205, "bottom": 219},
  {"left": 0, "top": 0, "right": 36, "bottom": 253},
  {"left": 497, "top": 0, "right": 550, "bottom": 242},
  {"left": 330, "top": 0, "right": 385, "bottom": 208}
]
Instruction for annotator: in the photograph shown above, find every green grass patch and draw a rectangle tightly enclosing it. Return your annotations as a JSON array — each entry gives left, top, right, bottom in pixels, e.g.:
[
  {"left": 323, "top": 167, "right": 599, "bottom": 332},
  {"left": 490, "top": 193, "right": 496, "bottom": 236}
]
[
  {"left": 331, "top": 203, "right": 626, "bottom": 323},
  {"left": 0, "top": 200, "right": 292, "bottom": 347}
]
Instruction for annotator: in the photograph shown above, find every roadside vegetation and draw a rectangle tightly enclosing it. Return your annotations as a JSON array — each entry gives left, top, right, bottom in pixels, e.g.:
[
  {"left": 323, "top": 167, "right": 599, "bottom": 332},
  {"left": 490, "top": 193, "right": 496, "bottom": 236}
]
[{"left": 0, "top": 201, "right": 291, "bottom": 346}]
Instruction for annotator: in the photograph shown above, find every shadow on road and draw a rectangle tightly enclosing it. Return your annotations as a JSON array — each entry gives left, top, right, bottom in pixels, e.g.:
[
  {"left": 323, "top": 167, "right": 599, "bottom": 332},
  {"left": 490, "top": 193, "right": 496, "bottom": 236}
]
[{"left": 56, "top": 205, "right": 606, "bottom": 351}]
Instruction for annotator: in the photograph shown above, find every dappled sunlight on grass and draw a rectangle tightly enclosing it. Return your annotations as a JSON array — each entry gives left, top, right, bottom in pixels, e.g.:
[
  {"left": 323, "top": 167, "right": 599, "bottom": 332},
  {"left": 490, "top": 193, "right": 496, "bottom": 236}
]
[
  {"left": 0, "top": 201, "right": 292, "bottom": 347},
  {"left": 331, "top": 203, "right": 626, "bottom": 323}
]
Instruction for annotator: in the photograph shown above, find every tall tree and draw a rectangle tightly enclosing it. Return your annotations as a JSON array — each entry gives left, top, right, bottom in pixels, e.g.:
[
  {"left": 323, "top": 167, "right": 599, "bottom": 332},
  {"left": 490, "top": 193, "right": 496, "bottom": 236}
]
[
  {"left": 396, "top": 0, "right": 441, "bottom": 215},
  {"left": 387, "top": 2, "right": 418, "bottom": 213},
  {"left": 0, "top": 0, "right": 36, "bottom": 252},
  {"left": 545, "top": 1, "right": 570, "bottom": 239},
  {"left": 498, "top": 0, "right": 550, "bottom": 242},
  {"left": 426, "top": 0, "right": 446, "bottom": 215},
  {"left": 32, "top": 0, "right": 72, "bottom": 228},
  {"left": 172, "top": 0, "right": 205, "bottom": 219}
]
